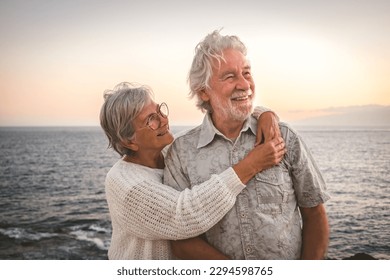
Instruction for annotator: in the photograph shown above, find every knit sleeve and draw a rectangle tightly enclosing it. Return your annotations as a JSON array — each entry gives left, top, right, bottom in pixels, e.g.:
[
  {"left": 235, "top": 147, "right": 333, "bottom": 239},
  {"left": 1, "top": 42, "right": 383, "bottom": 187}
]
[
  {"left": 251, "top": 106, "right": 280, "bottom": 121},
  {"left": 105, "top": 164, "right": 245, "bottom": 241}
]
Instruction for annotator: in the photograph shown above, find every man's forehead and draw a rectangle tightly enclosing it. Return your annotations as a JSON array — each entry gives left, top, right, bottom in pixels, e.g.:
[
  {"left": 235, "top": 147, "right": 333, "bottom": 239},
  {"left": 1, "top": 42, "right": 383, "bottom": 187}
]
[{"left": 211, "top": 50, "right": 251, "bottom": 72}]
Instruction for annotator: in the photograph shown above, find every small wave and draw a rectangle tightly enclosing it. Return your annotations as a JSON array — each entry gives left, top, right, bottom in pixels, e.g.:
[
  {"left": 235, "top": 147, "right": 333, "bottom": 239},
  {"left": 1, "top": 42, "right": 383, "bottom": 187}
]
[
  {"left": 0, "top": 227, "right": 58, "bottom": 241},
  {"left": 68, "top": 223, "right": 110, "bottom": 233},
  {"left": 67, "top": 223, "right": 110, "bottom": 250},
  {"left": 89, "top": 224, "right": 110, "bottom": 234},
  {"left": 69, "top": 229, "right": 110, "bottom": 250}
]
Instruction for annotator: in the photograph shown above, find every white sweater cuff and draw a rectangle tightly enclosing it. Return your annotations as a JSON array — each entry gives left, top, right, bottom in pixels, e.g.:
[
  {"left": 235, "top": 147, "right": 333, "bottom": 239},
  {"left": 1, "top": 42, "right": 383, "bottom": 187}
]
[
  {"left": 218, "top": 167, "right": 246, "bottom": 196},
  {"left": 252, "top": 106, "right": 280, "bottom": 121}
]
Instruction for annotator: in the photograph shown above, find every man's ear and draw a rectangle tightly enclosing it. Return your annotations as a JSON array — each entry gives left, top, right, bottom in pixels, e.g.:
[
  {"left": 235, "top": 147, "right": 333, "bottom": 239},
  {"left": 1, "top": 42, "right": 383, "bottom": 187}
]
[{"left": 199, "top": 89, "right": 210, "bottom": 102}]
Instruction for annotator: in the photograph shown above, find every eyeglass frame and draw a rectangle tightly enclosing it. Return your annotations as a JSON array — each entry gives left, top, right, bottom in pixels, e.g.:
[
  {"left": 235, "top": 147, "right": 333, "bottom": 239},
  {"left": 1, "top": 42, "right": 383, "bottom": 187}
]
[{"left": 136, "top": 102, "right": 169, "bottom": 131}]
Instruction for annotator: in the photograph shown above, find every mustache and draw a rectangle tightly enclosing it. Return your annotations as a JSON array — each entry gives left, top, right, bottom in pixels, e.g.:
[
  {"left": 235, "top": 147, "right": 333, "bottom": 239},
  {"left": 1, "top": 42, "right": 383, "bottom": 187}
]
[{"left": 231, "top": 89, "right": 253, "bottom": 99}]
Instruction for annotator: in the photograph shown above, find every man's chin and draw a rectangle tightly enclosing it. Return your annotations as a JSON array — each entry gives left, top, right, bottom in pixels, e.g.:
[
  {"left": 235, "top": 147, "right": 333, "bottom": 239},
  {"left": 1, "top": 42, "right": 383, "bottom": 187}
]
[
  {"left": 230, "top": 111, "right": 251, "bottom": 122},
  {"left": 230, "top": 105, "right": 252, "bottom": 121}
]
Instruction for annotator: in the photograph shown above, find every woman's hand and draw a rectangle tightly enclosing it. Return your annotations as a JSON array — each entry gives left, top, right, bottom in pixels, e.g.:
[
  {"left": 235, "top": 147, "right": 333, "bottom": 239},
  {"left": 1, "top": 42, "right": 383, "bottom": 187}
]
[
  {"left": 234, "top": 137, "right": 286, "bottom": 184},
  {"left": 255, "top": 111, "right": 281, "bottom": 145},
  {"left": 248, "top": 137, "right": 286, "bottom": 173}
]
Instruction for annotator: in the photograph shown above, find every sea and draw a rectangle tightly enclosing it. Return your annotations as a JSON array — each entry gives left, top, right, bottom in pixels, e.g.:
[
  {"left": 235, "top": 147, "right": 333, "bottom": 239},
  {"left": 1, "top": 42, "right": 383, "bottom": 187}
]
[{"left": 0, "top": 125, "right": 389, "bottom": 260}]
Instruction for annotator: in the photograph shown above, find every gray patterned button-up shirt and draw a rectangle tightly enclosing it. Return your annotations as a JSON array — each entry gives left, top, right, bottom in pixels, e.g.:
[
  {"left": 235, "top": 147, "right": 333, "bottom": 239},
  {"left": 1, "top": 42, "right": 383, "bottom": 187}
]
[{"left": 163, "top": 114, "right": 330, "bottom": 259}]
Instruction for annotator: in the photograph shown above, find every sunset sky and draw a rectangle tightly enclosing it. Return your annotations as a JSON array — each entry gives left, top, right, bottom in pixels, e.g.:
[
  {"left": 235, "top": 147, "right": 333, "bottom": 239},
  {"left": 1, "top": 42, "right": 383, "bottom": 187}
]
[{"left": 1, "top": 0, "right": 389, "bottom": 126}]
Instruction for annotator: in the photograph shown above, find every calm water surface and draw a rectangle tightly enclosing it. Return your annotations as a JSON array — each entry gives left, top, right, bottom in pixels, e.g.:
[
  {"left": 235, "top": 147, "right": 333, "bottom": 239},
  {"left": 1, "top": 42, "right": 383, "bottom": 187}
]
[{"left": 0, "top": 126, "right": 389, "bottom": 259}]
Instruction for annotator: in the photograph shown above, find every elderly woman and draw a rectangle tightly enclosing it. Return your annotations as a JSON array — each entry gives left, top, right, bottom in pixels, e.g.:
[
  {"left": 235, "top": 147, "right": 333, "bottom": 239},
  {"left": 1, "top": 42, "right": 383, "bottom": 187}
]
[{"left": 100, "top": 82, "right": 285, "bottom": 259}]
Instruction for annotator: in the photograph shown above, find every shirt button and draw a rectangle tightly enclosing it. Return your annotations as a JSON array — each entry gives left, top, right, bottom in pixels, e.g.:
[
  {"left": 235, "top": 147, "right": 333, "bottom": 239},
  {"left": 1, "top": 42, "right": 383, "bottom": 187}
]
[{"left": 246, "top": 247, "right": 252, "bottom": 253}]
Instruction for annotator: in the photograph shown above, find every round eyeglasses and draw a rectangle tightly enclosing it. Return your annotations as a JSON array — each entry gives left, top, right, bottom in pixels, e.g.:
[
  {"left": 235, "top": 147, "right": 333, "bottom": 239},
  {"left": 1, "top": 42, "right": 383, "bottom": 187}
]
[{"left": 143, "top": 102, "right": 169, "bottom": 131}]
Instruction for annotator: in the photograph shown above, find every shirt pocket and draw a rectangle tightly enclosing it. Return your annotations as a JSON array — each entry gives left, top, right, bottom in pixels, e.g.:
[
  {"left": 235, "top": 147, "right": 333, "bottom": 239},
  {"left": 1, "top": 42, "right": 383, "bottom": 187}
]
[{"left": 254, "top": 167, "right": 294, "bottom": 215}]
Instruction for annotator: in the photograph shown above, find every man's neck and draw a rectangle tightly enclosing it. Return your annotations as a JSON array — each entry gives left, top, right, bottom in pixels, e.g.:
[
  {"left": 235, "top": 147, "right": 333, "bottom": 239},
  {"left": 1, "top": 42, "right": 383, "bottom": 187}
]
[{"left": 211, "top": 114, "right": 246, "bottom": 140}]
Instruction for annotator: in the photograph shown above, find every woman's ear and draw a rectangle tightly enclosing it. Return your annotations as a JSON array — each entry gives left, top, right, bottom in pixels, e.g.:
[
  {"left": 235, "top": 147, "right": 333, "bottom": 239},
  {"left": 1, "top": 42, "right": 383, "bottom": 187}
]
[{"left": 122, "top": 139, "right": 139, "bottom": 152}]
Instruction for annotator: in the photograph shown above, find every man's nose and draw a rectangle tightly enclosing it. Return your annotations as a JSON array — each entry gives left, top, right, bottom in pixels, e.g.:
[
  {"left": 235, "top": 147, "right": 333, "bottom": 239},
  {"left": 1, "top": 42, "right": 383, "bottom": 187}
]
[{"left": 236, "top": 74, "right": 251, "bottom": 90}]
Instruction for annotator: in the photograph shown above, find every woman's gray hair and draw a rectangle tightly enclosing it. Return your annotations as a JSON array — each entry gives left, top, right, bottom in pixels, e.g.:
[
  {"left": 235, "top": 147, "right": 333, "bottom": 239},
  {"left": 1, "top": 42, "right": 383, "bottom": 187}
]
[
  {"left": 188, "top": 30, "right": 247, "bottom": 112},
  {"left": 99, "top": 82, "right": 153, "bottom": 156}
]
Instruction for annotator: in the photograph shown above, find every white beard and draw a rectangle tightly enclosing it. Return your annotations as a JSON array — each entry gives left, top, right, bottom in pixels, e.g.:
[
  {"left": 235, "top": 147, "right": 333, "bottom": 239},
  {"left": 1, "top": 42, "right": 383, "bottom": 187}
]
[{"left": 212, "top": 90, "right": 254, "bottom": 122}]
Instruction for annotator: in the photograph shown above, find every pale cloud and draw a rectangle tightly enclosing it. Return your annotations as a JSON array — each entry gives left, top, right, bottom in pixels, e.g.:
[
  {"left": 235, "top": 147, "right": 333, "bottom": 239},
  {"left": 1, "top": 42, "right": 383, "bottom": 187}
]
[{"left": 288, "top": 105, "right": 390, "bottom": 127}]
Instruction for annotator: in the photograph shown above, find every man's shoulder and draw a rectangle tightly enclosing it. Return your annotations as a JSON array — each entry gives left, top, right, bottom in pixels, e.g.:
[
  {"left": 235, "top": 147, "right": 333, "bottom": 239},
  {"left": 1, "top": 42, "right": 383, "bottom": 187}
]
[
  {"left": 279, "top": 122, "right": 299, "bottom": 136},
  {"left": 172, "top": 125, "right": 202, "bottom": 144},
  {"left": 277, "top": 122, "right": 302, "bottom": 146},
  {"left": 166, "top": 125, "right": 202, "bottom": 157}
]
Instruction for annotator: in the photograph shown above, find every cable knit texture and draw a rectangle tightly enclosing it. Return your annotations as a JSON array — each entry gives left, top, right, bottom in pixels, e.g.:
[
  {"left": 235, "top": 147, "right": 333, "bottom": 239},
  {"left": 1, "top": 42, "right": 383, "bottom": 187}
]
[{"left": 105, "top": 159, "right": 245, "bottom": 259}]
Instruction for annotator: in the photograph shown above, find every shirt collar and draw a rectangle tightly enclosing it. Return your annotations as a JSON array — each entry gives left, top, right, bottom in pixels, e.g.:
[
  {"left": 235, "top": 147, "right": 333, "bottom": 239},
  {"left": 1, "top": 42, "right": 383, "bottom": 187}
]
[{"left": 197, "top": 113, "right": 257, "bottom": 149}]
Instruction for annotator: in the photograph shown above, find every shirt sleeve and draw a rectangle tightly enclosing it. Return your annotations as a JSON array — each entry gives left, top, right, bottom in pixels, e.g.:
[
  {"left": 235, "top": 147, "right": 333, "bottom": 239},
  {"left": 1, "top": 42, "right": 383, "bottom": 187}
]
[
  {"left": 284, "top": 124, "right": 331, "bottom": 207},
  {"left": 105, "top": 162, "right": 245, "bottom": 241}
]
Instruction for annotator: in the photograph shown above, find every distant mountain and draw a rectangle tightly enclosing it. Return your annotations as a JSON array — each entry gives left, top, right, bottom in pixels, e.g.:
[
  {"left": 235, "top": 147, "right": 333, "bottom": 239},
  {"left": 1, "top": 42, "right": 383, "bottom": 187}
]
[{"left": 290, "top": 105, "right": 390, "bottom": 127}]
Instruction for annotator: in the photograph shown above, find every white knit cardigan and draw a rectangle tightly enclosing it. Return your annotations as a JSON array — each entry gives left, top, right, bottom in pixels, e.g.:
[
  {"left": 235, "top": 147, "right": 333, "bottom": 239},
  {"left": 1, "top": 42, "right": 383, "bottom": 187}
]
[{"left": 105, "top": 159, "right": 245, "bottom": 259}]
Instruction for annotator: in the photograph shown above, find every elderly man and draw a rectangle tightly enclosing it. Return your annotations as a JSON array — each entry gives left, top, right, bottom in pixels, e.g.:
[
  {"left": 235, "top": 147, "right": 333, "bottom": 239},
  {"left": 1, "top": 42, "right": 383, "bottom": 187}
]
[{"left": 163, "top": 30, "right": 330, "bottom": 260}]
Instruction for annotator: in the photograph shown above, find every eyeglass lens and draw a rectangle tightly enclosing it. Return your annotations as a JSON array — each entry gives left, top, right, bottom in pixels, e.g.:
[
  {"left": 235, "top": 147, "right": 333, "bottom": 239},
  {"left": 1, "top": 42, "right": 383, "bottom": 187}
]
[
  {"left": 147, "top": 103, "right": 169, "bottom": 130},
  {"left": 158, "top": 103, "right": 169, "bottom": 118}
]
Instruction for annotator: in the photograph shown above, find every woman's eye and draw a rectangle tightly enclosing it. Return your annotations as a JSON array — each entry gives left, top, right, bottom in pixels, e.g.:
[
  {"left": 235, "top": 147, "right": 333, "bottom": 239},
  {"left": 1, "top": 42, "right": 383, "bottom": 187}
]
[{"left": 146, "top": 114, "right": 157, "bottom": 124}]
